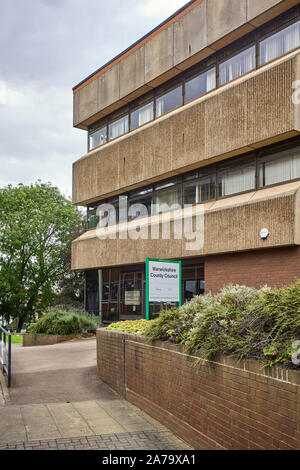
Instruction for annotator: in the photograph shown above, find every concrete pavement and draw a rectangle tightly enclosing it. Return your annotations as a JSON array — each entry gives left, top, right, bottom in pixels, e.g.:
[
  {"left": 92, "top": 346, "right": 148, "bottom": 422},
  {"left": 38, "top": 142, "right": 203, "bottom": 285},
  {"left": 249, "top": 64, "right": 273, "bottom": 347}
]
[
  {"left": 8, "top": 339, "right": 103, "bottom": 405},
  {"left": 0, "top": 339, "right": 191, "bottom": 450},
  {"left": 0, "top": 398, "right": 190, "bottom": 449}
]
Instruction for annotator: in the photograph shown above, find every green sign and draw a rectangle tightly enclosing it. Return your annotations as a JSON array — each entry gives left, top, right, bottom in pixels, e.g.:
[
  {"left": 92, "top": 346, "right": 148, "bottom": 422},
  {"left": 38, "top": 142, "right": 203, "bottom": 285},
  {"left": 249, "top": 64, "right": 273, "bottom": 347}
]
[{"left": 145, "top": 258, "right": 182, "bottom": 320}]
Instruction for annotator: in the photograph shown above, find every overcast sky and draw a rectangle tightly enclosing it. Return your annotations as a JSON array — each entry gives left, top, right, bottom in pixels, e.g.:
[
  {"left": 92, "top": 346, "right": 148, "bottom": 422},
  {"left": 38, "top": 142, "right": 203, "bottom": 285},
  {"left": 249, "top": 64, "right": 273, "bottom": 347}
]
[{"left": 0, "top": 0, "right": 186, "bottom": 200}]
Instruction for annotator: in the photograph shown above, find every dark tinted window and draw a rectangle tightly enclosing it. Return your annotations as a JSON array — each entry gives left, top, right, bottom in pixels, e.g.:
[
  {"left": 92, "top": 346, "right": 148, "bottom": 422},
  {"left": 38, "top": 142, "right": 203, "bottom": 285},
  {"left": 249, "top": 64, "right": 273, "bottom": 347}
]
[{"left": 156, "top": 86, "right": 182, "bottom": 117}]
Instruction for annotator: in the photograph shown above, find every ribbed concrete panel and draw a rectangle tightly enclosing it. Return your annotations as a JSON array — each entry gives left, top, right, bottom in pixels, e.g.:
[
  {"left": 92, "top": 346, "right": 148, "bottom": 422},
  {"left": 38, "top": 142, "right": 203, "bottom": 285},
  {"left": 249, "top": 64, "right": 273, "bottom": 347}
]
[
  {"left": 71, "top": 183, "right": 300, "bottom": 271},
  {"left": 73, "top": 52, "right": 300, "bottom": 206},
  {"left": 73, "top": 0, "right": 296, "bottom": 128}
]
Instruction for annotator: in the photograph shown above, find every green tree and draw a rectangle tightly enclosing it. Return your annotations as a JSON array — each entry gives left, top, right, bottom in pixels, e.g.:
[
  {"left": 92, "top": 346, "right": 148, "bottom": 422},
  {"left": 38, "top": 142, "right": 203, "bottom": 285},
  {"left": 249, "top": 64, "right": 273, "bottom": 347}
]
[
  {"left": 54, "top": 223, "right": 85, "bottom": 310},
  {"left": 0, "top": 182, "right": 82, "bottom": 330}
]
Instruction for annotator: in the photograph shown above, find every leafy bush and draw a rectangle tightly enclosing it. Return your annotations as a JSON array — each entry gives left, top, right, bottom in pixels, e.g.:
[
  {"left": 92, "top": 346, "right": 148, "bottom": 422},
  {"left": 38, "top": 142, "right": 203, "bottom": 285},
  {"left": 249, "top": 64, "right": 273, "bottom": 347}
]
[
  {"left": 144, "top": 281, "right": 300, "bottom": 368},
  {"left": 27, "top": 308, "right": 101, "bottom": 336},
  {"left": 107, "top": 319, "right": 153, "bottom": 335}
]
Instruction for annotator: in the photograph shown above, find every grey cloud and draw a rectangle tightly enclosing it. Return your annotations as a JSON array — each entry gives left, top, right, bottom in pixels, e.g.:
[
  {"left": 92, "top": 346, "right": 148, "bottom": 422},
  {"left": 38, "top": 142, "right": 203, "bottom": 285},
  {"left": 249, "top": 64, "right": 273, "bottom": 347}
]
[{"left": 0, "top": 0, "right": 186, "bottom": 198}]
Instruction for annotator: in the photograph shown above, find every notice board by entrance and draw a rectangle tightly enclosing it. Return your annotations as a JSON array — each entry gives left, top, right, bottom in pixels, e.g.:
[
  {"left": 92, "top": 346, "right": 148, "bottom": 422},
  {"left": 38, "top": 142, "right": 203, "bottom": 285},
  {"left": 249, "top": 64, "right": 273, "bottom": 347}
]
[{"left": 145, "top": 258, "right": 182, "bottom": 320}]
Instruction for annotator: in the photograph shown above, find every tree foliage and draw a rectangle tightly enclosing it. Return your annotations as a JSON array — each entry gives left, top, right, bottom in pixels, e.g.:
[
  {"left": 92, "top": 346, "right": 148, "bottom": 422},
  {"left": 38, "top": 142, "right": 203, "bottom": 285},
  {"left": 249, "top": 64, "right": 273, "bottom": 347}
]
[{"left": 0, "top": 182, "right": 82, "bottom": 330}]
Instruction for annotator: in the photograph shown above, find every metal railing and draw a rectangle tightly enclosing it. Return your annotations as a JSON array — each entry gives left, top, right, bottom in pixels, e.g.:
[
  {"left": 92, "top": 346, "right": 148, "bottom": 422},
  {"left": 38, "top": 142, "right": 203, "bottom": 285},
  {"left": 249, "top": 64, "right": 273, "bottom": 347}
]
[{"left": 0, "top": 326, "right": 11, "bottom": 388}]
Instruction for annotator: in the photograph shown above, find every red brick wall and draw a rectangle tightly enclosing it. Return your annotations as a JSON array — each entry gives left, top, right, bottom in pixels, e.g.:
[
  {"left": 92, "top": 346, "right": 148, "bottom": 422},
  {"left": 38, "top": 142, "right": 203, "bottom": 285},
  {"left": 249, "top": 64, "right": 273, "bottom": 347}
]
[
  {"left": 97, "top": 329, "right": 300, "bottom": 450},
  {"left": 96, "top": 330, "right": 125, "bottom": 396},
  {"left": 205, "top": 246, "right": 300, "bottom": 295}
]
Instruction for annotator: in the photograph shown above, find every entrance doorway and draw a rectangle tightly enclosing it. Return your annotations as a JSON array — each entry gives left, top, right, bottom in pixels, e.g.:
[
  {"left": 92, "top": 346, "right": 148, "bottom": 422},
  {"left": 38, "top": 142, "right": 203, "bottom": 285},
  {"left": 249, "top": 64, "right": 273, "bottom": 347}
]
[
  {"left": 120, "top": 271, "right": 144, "bottom": 321},
  {"left": 85, "top": 259, "right": 205, "bottom": 323}
]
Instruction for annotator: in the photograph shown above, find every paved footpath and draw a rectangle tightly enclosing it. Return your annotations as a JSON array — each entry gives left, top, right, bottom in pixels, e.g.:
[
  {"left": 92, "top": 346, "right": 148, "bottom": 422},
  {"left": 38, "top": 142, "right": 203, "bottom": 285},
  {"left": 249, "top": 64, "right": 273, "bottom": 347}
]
[{"left": 0, "top": 340, "right": 191, "bottom": 451}]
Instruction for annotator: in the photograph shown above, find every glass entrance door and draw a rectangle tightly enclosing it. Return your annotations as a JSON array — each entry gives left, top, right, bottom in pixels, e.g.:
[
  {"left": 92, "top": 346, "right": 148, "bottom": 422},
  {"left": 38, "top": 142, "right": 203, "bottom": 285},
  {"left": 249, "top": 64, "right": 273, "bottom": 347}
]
[{"left": 120, "top": 271, "right": 144, "bottom": 320}]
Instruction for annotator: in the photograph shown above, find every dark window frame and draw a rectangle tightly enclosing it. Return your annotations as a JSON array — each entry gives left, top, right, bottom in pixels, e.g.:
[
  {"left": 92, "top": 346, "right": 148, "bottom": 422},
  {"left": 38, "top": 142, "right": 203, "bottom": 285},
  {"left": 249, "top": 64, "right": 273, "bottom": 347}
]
[
  {"left": 86, "top": 5, "right": 300, "bottom": 153},
  {"left": 184, "top": 65, "right": 217, "bottom": 104},
  {"left": 259, "top": 17, "right": 300, "bottom": 67},
  {"left": 108, "top": 112, "right": 130, "bottom": 143},
  {"left": 86, "top": 135, "right": 300, "bottom": 231},
  {"left": 130, "top": 99, "right": 155, "bottom": 131},
  {"left": 154, "top": 81, "right": 184, "bottom": 119},
  {"left": 218, "top": 43, "right": 257, "bottom": 87}
]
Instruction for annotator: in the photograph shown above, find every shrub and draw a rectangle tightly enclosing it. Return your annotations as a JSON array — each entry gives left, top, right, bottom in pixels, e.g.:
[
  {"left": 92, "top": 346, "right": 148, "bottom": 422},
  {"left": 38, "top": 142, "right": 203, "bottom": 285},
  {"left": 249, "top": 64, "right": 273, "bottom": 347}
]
[
  {"left": 27, "top": 308, "right": 101, "bottom": 336},
  {"left": 107, "top": 319, "right": 153, "bottom": 335},
  {"left": 145, "top": 296, "right": 203, "bottom": 343},
  {"left": 144, "top": 281, "right": 300, "bottom": 368}
]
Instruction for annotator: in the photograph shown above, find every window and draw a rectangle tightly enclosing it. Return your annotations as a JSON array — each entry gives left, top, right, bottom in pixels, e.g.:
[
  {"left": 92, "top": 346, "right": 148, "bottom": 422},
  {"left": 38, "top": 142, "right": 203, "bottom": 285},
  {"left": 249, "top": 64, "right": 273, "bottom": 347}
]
[
  {"left": 184, "top": 280, "right": 197, "bottom": 302},
  {"left": 85, "top": 271, "right": 99, "bottom": 315},
  {"left": 218, "top": 159, "right": 256, "bottom": 197},
  {"left": 219, "top": 46, "right": 256, "bottom": 85},
  {"left": 109, "top": 115, "right": 129, "bottom": 140},
  {"left": 102, "top": 283, "right": 110, "bottom": 302},
  {"left": 156, "top": 86, "right": 182, "bottom": 118},
  {"left": 184, "top": 176, "right": 216, "bottom": 205},
  {"left": 87, "top": 10, "right": 300, "bottom": 152},
  {"left": 154, "top": 181, "right": 181, "bottom": 212},
  {"left": 185, "top": 68, "right": 216, "bottom": 103},
  {"left": 110, "top": 282, "right": 119, "bottom": 301},
  {"left": 96, "top": 200, "right": 118, "bottom": 227},
  {"left": 128, "top": 188, "right": 153, "bottom": 221},
  {"left": 87, "top": 207, "right": 99, "bottom": 229},
  {"left": 131, "top": 102, "right": 154, "bottom": 130},
  {"left": 260, "top": 20, "right": 300, "bottom": 65},
  {"left": 259, "top": 146, "right": 300, "bottom": 187},
  {"left": 89, "top": 126, "right": 107, "bottom": 150}
]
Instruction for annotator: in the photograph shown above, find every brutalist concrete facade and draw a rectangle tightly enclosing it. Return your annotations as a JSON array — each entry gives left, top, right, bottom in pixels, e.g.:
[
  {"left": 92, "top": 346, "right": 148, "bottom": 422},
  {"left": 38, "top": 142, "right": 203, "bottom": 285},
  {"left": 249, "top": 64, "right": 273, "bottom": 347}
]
[{"left": 71, "top": 0, "right": 300, "bottom": 319}]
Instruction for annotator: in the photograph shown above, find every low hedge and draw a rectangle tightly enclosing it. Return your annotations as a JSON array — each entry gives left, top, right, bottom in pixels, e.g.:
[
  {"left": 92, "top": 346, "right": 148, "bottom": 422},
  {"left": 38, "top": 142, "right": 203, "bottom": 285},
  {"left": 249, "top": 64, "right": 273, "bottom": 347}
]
[
  {"left": 145, "top": 281, "right": 300, "bottom": 368},
  {"left": 107, "top": 319, "right": 153, "bottom": 335},
  {"left": 108, "top": 281, "right": 300, "bottom": 368},
  {"left": 27, "top": 309, "right": 101, "bottom": 336}
]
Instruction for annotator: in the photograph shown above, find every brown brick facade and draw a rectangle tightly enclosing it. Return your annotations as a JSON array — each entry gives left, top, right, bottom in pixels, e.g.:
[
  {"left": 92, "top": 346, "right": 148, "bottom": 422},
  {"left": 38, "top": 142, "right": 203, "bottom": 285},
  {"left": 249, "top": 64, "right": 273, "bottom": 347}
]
[
  {"left": 205, "top": 246, "right": 300, "bottom": 295},
  {"left": 97, "top": 329, "right": 300, "bottom": 450}
]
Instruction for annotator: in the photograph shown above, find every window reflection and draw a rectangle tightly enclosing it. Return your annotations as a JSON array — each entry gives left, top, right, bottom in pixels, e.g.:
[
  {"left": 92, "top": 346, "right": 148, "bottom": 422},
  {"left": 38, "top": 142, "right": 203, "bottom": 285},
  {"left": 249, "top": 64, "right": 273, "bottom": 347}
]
[
  {"left": 87, "top": 143, "right": 300, "bottom": 231},
  {"left": 219, "top": 46, "right": 255, "bottom": 85},
  {"left": 154, "top": 185, "right": 181, "bottom": 213},
  {"left": 109, "top": 115, "right": 129, "bottom": 140},
  {"left": 156, "top": 86, "right": 182, "bottom": 118},
  {"left": 259, "top": 147, "right": 300, "bottom": 187},
  {"left": 260, "top": 20, "right": 300, "bottom": 65},
  {"left": 131, "top": 102, "right": 154, "bottom": 130},
  {"left": 218, "top": 160, "right": 256, "bottom": 197},
  {"left": 87, "top": 15, "right": 300, "bottom": 152},
  {"left": 184, "top": 176, "right": 216, "bottom": 205},
  {"left": 185, "top": 68, "right": 216, "bottom": 103},
  {"left": 89, "top": 126, "right": 107, "bottom": 150}
]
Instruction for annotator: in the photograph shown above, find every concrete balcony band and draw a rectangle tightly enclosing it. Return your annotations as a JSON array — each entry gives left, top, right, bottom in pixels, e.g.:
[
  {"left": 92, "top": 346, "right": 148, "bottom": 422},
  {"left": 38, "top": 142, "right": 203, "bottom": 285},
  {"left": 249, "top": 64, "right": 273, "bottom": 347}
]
[
  {"left": 73, "top": 50, "right": 300, "bottom": 207},
  {"left": 73, "top": 0, "right": 300, "bottom": 129},
  {"left": 71, "top": 181, "right": 300, "bottom": 271}
]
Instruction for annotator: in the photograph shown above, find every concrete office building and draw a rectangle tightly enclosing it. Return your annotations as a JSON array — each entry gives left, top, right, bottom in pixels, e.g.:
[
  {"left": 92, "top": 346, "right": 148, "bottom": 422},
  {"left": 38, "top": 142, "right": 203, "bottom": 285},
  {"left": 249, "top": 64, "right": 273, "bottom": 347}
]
[{"left": 72, "top": 0, "right": 300, "bottom": 322}]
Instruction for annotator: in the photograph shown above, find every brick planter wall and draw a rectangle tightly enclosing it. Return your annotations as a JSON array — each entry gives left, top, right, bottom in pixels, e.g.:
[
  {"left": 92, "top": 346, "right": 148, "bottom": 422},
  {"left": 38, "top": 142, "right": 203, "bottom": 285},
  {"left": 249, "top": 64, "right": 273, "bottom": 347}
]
[
  {"left": 97, "top": 329, "right": 300, "bottom": 450},
  {"left": 23, "top": 333, "right": 76, "bottom": 347}
]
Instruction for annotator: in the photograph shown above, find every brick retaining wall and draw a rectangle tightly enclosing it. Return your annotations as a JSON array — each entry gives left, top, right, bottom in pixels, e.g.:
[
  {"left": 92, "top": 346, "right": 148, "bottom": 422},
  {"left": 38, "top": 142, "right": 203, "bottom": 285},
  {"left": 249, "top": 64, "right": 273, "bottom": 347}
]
[
  {"left": 23, "top": 333, "right": 76, "bottom": 347},
  {"left": 97, "top": 329, "right": 300, "bottom": 450}
]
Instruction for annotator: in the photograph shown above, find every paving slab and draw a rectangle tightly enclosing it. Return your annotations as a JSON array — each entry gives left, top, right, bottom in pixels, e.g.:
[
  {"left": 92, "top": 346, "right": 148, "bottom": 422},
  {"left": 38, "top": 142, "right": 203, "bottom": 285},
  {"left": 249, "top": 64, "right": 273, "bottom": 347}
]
[
  {"left": 0, "top": 406, "right": 27, "bottom": 443},
  {"left": 72, "top": 401, "right": 126, "bottom": 434},
  {"left": 0, "top": 339, "right": 192, "bottom": 450},
  {"left": 21, "top": 404, "right": 62, "bottom": 441}
]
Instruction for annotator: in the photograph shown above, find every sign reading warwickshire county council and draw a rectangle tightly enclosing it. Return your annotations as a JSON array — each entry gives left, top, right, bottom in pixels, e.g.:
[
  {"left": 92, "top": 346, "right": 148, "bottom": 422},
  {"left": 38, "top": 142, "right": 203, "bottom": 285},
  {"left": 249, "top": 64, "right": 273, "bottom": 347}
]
[{"left": 146, "top": 258, "right": 182, "bottom": 304}]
